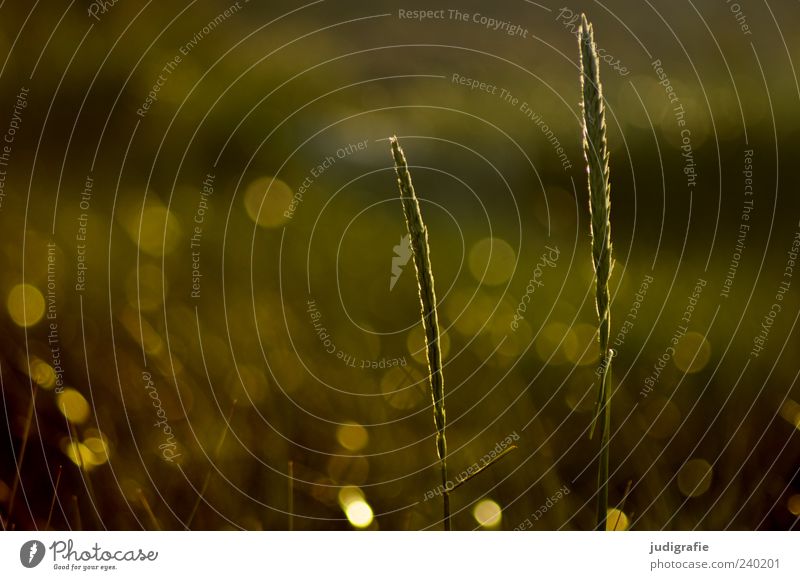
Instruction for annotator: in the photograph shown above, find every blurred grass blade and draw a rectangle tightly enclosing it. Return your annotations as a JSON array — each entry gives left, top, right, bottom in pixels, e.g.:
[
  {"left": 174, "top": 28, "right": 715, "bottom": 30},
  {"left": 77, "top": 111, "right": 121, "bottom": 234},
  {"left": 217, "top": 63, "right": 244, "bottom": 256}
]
[{"left": 449, "top": 445, "right": 518, "bottom": 492}]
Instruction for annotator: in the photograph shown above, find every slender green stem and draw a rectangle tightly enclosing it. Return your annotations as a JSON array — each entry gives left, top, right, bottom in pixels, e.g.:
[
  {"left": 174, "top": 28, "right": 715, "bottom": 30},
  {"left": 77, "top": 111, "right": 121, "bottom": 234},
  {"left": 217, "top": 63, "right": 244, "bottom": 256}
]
[
  {"left": 578, "top": 14, "right": 614, "bottom": 531},
  {"left": 390, "top": 137, "right": 450, "bottom": 530}
]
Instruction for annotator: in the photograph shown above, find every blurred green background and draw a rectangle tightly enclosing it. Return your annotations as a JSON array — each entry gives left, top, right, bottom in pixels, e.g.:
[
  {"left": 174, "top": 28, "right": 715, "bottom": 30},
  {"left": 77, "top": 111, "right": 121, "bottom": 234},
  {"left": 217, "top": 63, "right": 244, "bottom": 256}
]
[{"left": 1, "top": 0, "right": 799, "bottom": 531}]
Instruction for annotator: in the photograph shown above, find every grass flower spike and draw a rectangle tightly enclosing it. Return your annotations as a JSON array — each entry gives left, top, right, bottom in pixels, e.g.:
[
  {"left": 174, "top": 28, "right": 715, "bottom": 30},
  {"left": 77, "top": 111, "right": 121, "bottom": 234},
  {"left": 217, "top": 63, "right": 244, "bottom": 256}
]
[
  {"left": 579, "top": 14, "right": 615, "bottom": 531},
  {"left": 390, "top": 137, "right": 450, "bottom": 530}
]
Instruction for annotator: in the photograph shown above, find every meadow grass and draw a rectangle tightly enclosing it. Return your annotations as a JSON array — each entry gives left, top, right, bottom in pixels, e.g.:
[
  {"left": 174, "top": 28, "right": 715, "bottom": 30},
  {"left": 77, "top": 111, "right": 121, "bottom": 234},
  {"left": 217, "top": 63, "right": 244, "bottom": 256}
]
[
  {"left": 390, "top": 137, "right": 450, "bottom": 530},
  {"left": 578, "top": 14, "right": 615, "bottom": 531}
]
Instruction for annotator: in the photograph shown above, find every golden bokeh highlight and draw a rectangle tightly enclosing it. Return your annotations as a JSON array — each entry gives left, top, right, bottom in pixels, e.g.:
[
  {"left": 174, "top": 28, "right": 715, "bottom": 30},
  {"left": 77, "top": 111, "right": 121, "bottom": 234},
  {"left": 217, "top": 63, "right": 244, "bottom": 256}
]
[
  {"left": 56, "top": 388, "right": 91, "bottom": 424},
  {"left": 29, "top": 357, "right": 57, "bottom": 390},
  {"left": 535, "top": 322, "right": 577, "bottom": 365},
  {"left": 677, "top": 458, "right": 713, "bottom": 498},
  {"left": 338, "top": 486, "right": 373, "bottom": 529},
  {"left": 337, "top": 422, "right": 369, "bottom": 452},
  {"left": 494, "top": 316, "right": 532, "bottom": 358},
  {"left": 446, "top": 289, "right": 495, "bottom": 336},
  {"left": 606, "top": 508, "right": 629, "bottom": 531},
  {"left": 244, "top": 177, "right": 294, "bottom": 228},
  {"left": 673, "top": 332, "right": 711, "bottom": 373},
  {"left": 83, "top": 434, "right": 111, "bottom": 465},
  {"left": 565, "top": 323, "right": 600, "bottom": 366},
  {"left": 778, "top": 399, "right": 800, "bottom": 430},
  {"left": 787, "top": 494, "right": 800, "bottom": 516},
  {"left": 473, "top": 498, "right": 502, "bottom": 528},
  {"left": 7, "top": 283, "right": 45, "bottom": 327},
  {"left": 63, "top": 441, "right": 96, "bottom": 470},
  {"left": 468, "top": 237, "right": 516, "bottom": 286},
  {"left": 137, "top": 206, "right": 182, "bottom": 257},
  {"left": 345, "top": 500, "right": 374, "bottom": 529}
]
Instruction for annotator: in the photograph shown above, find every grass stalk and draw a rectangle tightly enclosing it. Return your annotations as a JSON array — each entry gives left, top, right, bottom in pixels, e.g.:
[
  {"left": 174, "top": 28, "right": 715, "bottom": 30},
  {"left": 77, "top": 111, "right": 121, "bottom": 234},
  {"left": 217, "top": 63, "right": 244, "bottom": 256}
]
[
  {"left": 138, "top": 488, "right": 161, "bottom": 531},
  {"left": 390, "top": 137, "right": 450, "bottom": 530},
  {"left": 45, "top": 465, "right": 63, "bottom": 530},
  {"left": 578, "top": 14, "right": 615, "bottom": 531},
  {"left": 7, "top": 383, "right": 38, "bottom": 524},
  {"left": 186, "top": 401, "right": 236, "bottom": 528},
  {"left": 71, "top": 495, "right": 82, "bottom": 531}
]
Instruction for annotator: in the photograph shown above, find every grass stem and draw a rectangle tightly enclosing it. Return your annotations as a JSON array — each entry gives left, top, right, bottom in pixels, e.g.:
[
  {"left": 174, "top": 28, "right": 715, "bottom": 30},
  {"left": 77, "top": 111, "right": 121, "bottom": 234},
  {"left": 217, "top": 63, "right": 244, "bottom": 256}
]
[
  {"left": 7, "top": 382, "right": 38, "bottom": 524},
  {"left": 578, "top": 14, "right": 615, "bottom": 532},
  {"left": 390, "top": 137, "right": 450, "bottom": 530},
  {"left": 45, "top": 465, "right": 63, "bottom": 530}
]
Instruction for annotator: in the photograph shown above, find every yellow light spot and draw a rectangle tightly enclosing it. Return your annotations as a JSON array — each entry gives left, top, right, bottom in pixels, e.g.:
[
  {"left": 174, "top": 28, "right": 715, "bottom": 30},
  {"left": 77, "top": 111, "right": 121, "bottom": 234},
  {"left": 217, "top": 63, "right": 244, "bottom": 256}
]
[
  {"left": 673, "top": 332, "right": 711, "bottom": 373},
  {"left": 494, "top": 317, "right": 532, "bottom": 358},
  {"left": 29, "top": 358, "right": 57, "bottom": 390},
  {"left": 564, "top": 323, "right": 600, "bottom": 366},
  {"left": 57, "top": 388, "right": 91, "bottom": 424},
  {"left": 779, "top": 399, "right": 800, "bottom": 430},
  {"left": 7, "top": 284, "right": 45, "bottom": 327},
  {"left": 244, "top": 177, "right": 294, "bottom": 228},
  {"left": 407, "top": 325, "right": 450, "bottom": 364},
  {"left": 345, "top": 500, "right": 374, "bottom": 529},
  {"left": 63, "top": 441, "right": 96, "bottom": 471},
  {"left": 473, "top": 499, "right": 502, "bottom": 528},
  {"left": 787, "top": 495, "right": 800, "bottom": 516},
  {"left": 137, "top": 206, "right": 182, "bottom": 257},
  {"left": 446, "top": 290, "right": 495, "bottom": 336},
  {"left": 468, "top": 237, "right": 516, "bottom": 286},
  {"left": 83, "top": 436, "right": 111, "bottom": 465},
  {"left": 0, "top": 479, "right": 9, "bottom": 503},
  {"left": 338, "top": 486, "right": 373, "bottom": 529},
  {"left": 337, "top": 422, "right": 369, "bottom": 452},
  {"left": 606, "top": 508, "right": 629, "bottom": 531},
  {"left": 338, "top": 485, "right": 364, "bottom": 508},
  {"left": 534, "top": 322, "right": 576, "bottom": 365},
  {"left": 677, "top": 458, "right": 713, "bottom": 498}
]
